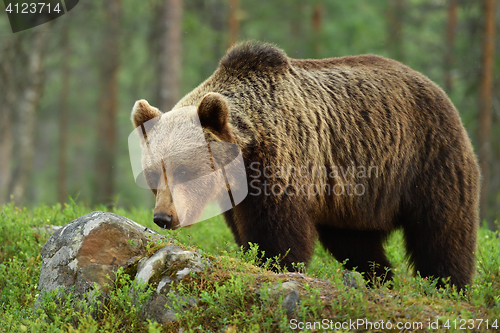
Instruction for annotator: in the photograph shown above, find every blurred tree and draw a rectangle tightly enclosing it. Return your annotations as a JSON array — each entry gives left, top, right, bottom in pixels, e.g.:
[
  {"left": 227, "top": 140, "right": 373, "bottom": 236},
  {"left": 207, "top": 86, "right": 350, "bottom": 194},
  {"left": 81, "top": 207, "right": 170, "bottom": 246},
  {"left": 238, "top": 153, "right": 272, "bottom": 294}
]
[
  {"left": 444, "top": 0, "right": 457, "bottom": 93},
  {"left": 156, "top": 0, "right": 183, "bottom": 111},
  {"left": 207, "top": 0, "right": 227, "bottom": 61},
  {"left": 228, "top": 0, "right": 239, "bottom": 48},
  {"left": 387, "top": 0, "right": 404, "bottom": 61},
  {"left": 0, "top": 37, "right": 18, "bottom": 203},
  {"left": 57, "top": 23, "right": 71, "bottom": 204},
  {"left": 94, "top": 0, "right": 122, "bottom": 205},
  {"left": 478, "top": 0, "right": 497, "bottom": 228},
  {"left": 290, "top": 1, "right": 306, "bottom": 58},
  {"left": 10, "top": 24, "right": 51, "bottom": 203},
  {"left": 0, "top": 100, "right": 12, "bottom": 203},
  {"left": 312, "top": 2, "right": 323, "bottom": 57}
]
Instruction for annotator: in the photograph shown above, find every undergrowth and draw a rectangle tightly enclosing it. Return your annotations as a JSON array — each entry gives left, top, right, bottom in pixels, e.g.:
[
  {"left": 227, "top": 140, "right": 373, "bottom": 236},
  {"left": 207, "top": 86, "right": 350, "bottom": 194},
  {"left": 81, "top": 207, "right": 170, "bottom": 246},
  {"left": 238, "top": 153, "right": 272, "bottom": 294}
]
[{"left": 1, "top": 201, "right": 500, "bottom": 332}]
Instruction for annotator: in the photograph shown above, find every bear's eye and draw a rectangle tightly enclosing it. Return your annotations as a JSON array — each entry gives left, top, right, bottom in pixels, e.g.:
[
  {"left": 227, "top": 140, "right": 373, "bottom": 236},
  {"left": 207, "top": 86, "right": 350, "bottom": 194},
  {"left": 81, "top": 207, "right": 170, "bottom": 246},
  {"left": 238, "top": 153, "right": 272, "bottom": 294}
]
[{"left": 174, "top": 167, "right": 190, "bottom": 183}]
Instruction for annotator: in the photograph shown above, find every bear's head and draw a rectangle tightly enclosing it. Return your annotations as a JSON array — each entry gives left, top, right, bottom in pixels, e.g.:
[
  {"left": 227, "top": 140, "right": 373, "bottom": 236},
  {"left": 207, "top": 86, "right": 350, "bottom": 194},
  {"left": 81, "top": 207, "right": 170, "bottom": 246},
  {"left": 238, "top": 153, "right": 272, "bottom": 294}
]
[{"left": 131, "top": 93, "right": 244, "bottom": 229}]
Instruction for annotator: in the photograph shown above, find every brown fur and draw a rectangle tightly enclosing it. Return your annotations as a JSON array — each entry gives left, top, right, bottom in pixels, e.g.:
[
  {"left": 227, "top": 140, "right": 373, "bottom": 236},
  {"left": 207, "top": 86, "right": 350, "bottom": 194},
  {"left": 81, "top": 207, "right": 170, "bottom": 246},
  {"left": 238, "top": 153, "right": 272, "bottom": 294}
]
[{"left": 132, "top": 41, "right": 480, "bottom": 289}]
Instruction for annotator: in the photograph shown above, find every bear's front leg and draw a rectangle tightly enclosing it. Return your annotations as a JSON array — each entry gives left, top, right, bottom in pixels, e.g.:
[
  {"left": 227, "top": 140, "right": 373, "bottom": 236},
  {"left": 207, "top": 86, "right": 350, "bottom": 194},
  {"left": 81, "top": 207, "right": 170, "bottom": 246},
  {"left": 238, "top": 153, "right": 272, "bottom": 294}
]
[
  {"left": 316, "top": 224, "right": 393, "bottom": 285},
  {"left": 232, "top": 195, "right": 316, "bottom": 271}
]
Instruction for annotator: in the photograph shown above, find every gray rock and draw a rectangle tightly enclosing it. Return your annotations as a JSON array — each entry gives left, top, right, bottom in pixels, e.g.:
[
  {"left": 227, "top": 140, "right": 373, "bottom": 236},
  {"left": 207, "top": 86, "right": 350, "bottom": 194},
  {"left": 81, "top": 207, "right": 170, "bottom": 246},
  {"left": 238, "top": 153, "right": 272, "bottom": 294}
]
[
  {"left": 135, "top": 244, "right": 206, "bottom": 293},
  {"left": 157, "top": 276, "right": 173, "bottom": 294},
  {"left": 37, "top": 211, "right": 209, "bottom": 325},
  {"left": 142, "top": 292, "right": 199, "bottom": 325},
  {"left": 142, "top": 294, "right": 177, "bottom": 325},
  {"left": 267, "top": 280, "right": 300, "bottom": 297},
  {"left": 342, "top": 271, "right": 365, "bottom": 289},
  {"left": 38, "top": 211, "right": 165, "bottom": 299},
  {"left": 282, "top": 290, "right": 300, "bottom": 317},
  {"left": 134, "top": 244, "right": 208, "bottom": 324},
  {"left": 281, "top": 281, "right": 300, "bottom": 292}
]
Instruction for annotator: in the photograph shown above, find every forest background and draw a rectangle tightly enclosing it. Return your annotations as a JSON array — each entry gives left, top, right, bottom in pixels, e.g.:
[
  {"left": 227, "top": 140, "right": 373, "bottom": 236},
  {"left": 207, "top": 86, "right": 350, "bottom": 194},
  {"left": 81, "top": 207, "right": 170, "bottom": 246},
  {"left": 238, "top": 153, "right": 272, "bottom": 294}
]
[{"left": 0, "top": 0, "right": 499, "bottom": 228}]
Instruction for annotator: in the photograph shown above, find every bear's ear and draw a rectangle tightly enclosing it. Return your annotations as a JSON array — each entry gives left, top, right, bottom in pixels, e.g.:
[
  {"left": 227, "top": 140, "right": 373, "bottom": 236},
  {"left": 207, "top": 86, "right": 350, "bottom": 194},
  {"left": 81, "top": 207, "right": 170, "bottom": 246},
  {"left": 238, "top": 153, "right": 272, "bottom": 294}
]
[
  {"left": 131, "top": 99, "right": 162, "bottom": 129},
  {"left": 197, "top": 93, "right": 230, "bottom": 135}
]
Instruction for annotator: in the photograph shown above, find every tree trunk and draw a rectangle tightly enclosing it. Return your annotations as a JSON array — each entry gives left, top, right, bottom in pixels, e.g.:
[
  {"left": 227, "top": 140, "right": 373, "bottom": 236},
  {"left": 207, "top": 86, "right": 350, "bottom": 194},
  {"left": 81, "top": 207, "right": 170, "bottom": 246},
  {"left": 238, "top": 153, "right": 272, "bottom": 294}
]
[
  {"left": 208, "top": 0, "right": 226, "bottom": 62},
  {"left": 444, "top": 0, "right": 457, "bottom": 93},
  {"left": 94, "top": 0, "right": 121, "bottom": 205},
  {"left": 478, "top": 0, "right": 496, "bottom": 228},
  {"left": 10, "top": 24, "right": 50, "bottom": 204},
  {"left": 0, "top": 38, "right": 18, "bottom": 203},
  {"left": 0, "top": 96, "right": 12, "bottom": 203},
  {"left": 57, "top": 25, "right": 71, "bottom": 204},
  {"left": 387, "top": 0, "right": 404, "bottom": 61},
  {"left": 312, "top": 3, "right": 323, "bottom": 57},
  {"left": 157, "top": 0, "right": 183, "bottom": 112},
  {"left": 228, "top": 0, "right": 239, "bottom": 48}
]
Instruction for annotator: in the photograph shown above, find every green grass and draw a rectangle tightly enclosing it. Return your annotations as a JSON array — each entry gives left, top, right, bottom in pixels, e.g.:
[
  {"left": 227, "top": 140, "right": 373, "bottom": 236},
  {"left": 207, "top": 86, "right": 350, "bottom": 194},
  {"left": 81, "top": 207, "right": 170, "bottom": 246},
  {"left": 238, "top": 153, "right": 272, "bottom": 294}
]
[{"left": 1, "top": 201, "right": 500, "bottom": 332}]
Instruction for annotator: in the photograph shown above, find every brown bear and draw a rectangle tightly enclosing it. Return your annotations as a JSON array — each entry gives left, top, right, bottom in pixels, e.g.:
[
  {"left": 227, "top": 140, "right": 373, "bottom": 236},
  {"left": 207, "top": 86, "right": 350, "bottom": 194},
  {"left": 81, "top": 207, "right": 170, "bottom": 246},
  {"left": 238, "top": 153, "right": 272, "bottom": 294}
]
[{"left": 131, "top": 41, "right": 480, "bottom": 290}]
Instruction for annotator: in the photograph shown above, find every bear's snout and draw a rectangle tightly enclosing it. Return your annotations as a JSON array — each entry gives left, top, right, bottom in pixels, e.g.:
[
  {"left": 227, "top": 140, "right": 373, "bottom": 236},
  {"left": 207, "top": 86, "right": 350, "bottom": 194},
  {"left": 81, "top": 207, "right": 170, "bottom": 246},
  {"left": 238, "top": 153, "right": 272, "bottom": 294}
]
[{"left": 153, "top": 213, "right": 174, "bottom": 229}]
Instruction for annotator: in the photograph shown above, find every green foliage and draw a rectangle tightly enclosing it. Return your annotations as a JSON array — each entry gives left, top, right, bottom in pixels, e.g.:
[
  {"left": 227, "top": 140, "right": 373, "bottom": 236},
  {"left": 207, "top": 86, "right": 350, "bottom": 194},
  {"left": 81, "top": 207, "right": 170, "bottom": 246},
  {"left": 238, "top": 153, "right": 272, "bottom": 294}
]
[
  {"left": 1, "top": 201, "right": 500, "bottom": 332},
  {"left": 168, "top": 275, "right": 267, "bottom": 331},
  {"left": 0, "top": 200, "right": 86, "bottom": 264},
  {"left": 472, "top": 228, "right": 500, "bottom": 309}
]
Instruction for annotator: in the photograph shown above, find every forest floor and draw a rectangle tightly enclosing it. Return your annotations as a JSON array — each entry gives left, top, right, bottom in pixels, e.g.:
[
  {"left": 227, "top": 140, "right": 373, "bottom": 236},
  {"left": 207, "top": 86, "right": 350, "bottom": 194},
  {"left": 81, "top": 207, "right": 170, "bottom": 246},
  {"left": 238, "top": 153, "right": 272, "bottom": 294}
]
[{"left": 1, "top": 201, "right": 500, "bottom": 332}]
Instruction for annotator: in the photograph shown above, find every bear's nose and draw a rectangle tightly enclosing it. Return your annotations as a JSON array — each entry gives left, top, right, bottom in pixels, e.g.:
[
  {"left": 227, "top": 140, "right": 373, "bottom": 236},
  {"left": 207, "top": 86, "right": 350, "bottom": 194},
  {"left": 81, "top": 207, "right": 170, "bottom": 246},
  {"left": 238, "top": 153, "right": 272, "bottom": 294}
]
[{"left": 153, "top": 213, "right": 173, "bottom": 229}]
